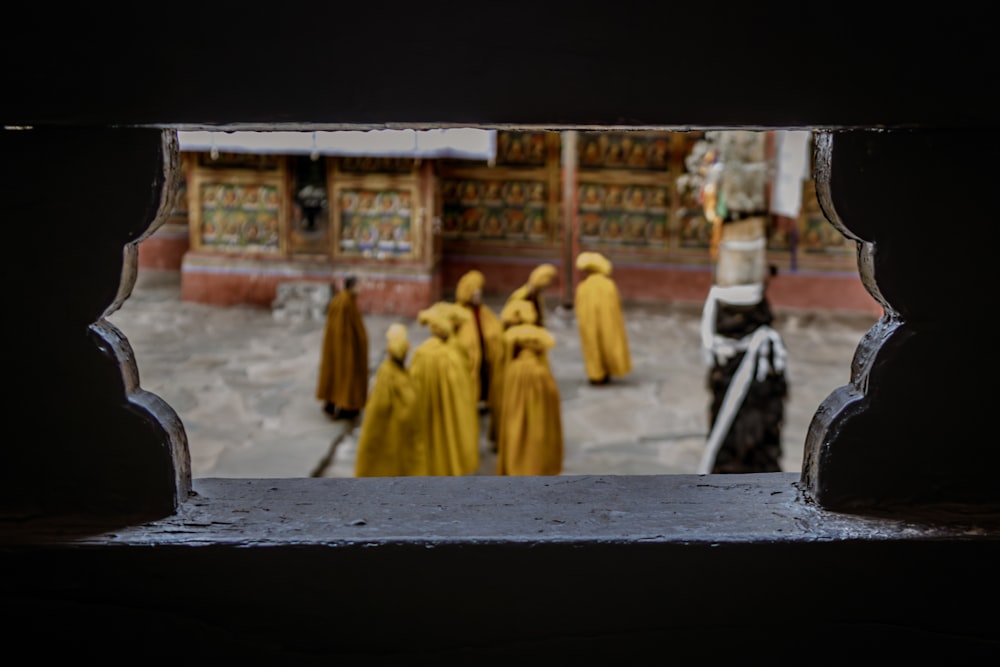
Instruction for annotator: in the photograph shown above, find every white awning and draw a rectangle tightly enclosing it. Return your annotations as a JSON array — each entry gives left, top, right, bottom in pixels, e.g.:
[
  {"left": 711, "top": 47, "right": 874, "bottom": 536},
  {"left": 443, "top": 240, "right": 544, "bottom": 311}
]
[{"left": 177, "top": 129, "right": 495, "bottom": 161}]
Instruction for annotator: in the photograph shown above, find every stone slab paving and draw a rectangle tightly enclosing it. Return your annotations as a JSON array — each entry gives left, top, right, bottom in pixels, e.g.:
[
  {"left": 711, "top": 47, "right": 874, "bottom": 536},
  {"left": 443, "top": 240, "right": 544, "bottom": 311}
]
[{"left": 107, "top": 269, "right": 878, "bottom": 480}]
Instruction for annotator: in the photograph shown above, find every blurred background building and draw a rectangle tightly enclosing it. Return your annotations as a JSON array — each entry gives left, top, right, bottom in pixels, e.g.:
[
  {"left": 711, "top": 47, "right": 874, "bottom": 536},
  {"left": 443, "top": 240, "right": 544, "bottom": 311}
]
[{"left": 140, "top": 128, "right": 877, "bottom": 316}]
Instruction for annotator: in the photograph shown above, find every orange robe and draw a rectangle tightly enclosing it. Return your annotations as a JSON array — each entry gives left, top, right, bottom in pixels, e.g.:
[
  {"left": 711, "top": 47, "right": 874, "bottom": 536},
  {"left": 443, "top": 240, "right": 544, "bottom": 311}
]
[{"left": 315, "top": 289, "right": 369, "bottom": 411}]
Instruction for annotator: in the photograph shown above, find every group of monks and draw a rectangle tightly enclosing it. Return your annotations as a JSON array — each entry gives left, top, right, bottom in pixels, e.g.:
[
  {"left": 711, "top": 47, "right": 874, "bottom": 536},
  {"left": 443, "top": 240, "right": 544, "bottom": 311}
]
[{"left": 315, "top": 252, "right": 633, "bottom": 478}]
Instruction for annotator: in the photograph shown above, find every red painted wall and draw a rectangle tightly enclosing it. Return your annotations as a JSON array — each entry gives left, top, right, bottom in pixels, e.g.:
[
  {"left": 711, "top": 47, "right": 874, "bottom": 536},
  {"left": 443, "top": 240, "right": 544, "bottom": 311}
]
[
  {"left": 179, "top": 253, "right": 442, "bottom": 318},
  {"left": 160, "top": 245, "right": 880, "bottom": 317},
  {"left": 137, "top": 232, "right": 189, "bottom": 271},
  {"left": 442, "top": 255, "right": 881, "bottom": 316}
]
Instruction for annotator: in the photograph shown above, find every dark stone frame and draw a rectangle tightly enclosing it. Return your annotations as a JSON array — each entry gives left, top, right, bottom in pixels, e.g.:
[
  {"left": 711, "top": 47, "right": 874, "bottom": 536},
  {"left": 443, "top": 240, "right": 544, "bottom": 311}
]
[{"left": 1, "top": 5, "right": 998, "bottom": 659}]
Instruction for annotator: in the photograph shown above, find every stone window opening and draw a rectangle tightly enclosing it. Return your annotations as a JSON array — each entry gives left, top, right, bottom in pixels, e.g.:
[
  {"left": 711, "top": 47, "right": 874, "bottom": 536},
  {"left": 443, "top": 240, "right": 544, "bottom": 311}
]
[{"left": 2, "top": 12, "right": 998, "bottom": 657}]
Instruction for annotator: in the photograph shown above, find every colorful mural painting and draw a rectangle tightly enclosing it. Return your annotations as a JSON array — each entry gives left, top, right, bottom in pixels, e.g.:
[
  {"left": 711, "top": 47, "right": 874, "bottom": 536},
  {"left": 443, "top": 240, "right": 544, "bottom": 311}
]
[
  {"left": 577, "top": 182, "right": 670, "bottom": 248},
  {"left": 578, "top": 132, "right": 672, "bottom": 170},
  {"left": 496, "top": 131, "right": 548, "bottom": 166},
  {"left": 440, "top": 178, "right": 549, "bottom": 242},
  {"left": 198, "top": 182, "right": 281, "bottom": 252},
  {"left": 337, "top": 187, "right": 415, "bottom": 258}
]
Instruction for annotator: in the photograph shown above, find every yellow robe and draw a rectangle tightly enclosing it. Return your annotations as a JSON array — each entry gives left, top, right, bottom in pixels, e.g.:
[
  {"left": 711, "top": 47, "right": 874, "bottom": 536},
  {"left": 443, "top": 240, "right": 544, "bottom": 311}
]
[
  {"left": 455, "top": 303, "right": 503, "bottom": 403},
  {"left": 486, "top": 334, "right": 511, "bottom": 444},
  {"left": 496, "top": 326, "right": 563, "bottom": 476},
  {"left": 445, "top": 331, "right": 482, "bottom": 454},
  {"left": 315, "top": 290, "right": 369, "bottom": 410},
  {"left": 574, "top": 272, "right": 632, "bottom": 382},
  {"left": 505, "top": 285, "right": 547, "bottom": 328},
  {"left": 456, "top": 303, "right": 504, "bottom": 429},
  {"left": 354, "top": 357, "right": 419, "bottom": 477},
  {"left": 408, "top": 336, "right": 480, "bottom": 475},
  {"left": 490, "top": 298, "right": 551, "bottom": 443}
]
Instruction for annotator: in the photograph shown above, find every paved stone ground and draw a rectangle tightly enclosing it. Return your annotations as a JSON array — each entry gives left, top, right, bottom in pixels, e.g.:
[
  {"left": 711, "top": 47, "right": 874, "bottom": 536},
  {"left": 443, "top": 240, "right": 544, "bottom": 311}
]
[{"left": 106, "top": 270, "right": 879, "bottom": 479}]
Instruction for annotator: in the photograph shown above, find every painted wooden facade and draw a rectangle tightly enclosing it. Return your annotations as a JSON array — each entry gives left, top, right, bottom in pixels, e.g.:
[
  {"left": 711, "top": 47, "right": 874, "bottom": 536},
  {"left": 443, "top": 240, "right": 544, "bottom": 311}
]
[{"left": 141, "top": 130, "right": 878, "bottom": 316}]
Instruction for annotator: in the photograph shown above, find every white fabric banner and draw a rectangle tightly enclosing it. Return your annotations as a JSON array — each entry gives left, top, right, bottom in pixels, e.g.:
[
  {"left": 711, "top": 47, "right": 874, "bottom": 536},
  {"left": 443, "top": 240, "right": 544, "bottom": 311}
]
[{"left": 769, "top": 131, "right": 811, "bottom": 218}]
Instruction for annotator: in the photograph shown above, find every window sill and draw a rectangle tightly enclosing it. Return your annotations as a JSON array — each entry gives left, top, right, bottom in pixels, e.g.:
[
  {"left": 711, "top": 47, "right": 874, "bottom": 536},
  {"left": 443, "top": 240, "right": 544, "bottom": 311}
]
[{"left": 5, "top": 473, "right": 998, "bottom": 544}]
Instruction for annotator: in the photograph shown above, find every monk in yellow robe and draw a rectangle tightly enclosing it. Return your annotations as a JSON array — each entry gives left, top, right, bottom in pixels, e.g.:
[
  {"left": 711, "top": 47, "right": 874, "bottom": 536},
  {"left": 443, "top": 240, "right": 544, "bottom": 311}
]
[
  {"left": 574, "top": 252, "right": 632, "bottom": 385},
  {"left": 496, "top": 262, "right": 558, "bottom": 445},
  {"left": 437, "top": 300, "right": 484, "bottom": 457},
  {"left": 505, "top": 262, "right": 557, "bottom": 328},
  {"left": 315, "top": 275, "right": 368, "bottom": 419},
  {"left": 354, "top": 323, "right": 420, "bottom": 477},
  {"left": 495, "top": 300, "right": 563, "bottom": 476},
  {"left": 454, "top": 269, "right": 504, "bottom": 422},
  {"left": 488, "top": 296, "right": 551, "bottom": 445},
  {"left": 437, "top": 301, "right": 474, "bottom": 375},
  {"left": 408, "top": 304, "right": 480, "bottom": 475}
]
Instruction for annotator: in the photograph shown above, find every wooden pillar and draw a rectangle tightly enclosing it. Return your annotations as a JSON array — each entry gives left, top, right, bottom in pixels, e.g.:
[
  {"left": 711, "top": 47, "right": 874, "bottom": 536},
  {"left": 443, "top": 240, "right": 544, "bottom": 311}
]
[{"left": 561, "top": 130, "right": 579, "bottom": 306}]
